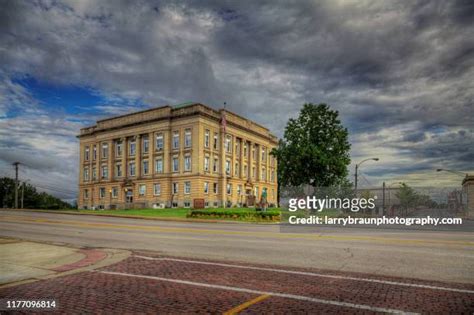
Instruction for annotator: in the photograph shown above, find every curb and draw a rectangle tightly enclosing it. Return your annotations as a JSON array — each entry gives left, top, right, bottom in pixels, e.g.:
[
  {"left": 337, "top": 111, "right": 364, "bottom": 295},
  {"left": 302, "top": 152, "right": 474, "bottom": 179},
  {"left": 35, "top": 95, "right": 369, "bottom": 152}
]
[{"left": 1, "top": 208, "right": 280, "bottom": 225}]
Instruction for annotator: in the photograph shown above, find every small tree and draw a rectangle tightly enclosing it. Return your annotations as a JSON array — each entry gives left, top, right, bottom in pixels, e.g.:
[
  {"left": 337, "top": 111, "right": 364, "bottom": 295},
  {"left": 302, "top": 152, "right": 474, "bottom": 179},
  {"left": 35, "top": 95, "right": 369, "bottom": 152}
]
[
  {"left": 396, "top": 183, "right": 418, "bottom": 216},
  {"left": 272, "top": 103, "right": 351, "bottom": 189}
]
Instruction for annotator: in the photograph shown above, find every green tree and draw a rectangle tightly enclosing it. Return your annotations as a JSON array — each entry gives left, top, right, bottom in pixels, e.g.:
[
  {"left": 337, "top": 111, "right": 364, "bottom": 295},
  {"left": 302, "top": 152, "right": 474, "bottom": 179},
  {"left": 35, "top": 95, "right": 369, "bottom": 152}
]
[
  {"left": 395, "top": 183, "right": 419, "bottom": 215},
  {"left": 0, "top": 177, "right": 73, "bottom": 209},
  {"left": 272, "top": 103, "right": 351, "bottom": 188}
]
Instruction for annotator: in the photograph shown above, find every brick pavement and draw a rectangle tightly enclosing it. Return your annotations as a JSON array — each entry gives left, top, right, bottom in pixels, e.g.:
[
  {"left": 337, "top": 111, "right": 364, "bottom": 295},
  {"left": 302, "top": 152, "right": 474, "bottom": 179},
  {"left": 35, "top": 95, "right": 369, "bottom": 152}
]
[{"left": 0, "top": 252, "right": 473, "bottom": 314}]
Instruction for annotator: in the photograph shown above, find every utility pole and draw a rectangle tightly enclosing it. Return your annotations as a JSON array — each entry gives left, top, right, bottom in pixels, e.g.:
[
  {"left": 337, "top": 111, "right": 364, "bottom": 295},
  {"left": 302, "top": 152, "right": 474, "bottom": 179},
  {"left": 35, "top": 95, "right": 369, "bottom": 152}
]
[
  {"left": 13, "top": 162, "right": 20, "bottom": 209},
  {"left": 382, "top": 181, "right": 386, "bottom": 215},
  {"left": 21, "top": 181, "right": 25, "bottom": 209}
]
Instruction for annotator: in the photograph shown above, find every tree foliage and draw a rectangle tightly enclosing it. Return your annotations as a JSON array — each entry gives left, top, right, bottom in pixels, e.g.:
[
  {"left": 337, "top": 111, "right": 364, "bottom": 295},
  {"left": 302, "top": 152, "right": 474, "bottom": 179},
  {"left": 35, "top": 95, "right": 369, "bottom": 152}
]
[
  {"left": 272, "top": 103, "right": 351, "bottom": 188},
  {"left": 0, "top": 177, "right": 73, "bottom": 209}
]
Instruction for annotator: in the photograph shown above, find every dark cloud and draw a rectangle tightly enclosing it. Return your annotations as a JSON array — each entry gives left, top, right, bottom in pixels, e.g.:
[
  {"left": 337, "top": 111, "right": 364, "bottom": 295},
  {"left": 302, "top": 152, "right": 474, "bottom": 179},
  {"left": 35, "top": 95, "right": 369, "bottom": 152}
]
[{"left": 0, "top": 0, "right": 473, "bottom": 197}]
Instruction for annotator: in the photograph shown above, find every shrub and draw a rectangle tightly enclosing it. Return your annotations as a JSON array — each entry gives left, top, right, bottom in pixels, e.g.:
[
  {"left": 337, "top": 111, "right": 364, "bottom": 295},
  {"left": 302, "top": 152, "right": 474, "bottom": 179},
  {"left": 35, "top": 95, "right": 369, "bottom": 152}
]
[{"left": 187, "top": 209, "right": 280, "bottom": 221}]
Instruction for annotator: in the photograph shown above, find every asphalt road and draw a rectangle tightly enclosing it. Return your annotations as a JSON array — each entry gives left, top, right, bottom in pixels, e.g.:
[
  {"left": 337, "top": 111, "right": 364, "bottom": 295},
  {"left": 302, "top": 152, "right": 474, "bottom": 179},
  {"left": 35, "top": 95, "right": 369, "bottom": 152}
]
[{"left": 1, "top": 210, "right": 473, "bottom": 284}]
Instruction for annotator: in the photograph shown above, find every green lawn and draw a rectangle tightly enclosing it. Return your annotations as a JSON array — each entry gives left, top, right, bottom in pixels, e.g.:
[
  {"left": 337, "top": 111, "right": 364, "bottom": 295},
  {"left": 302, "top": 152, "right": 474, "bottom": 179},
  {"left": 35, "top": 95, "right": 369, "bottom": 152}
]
[
  {"left": 72, "top": 207, "right": 280, "bottom": 220},
  {"left": 77, "top": 208, "right": 190, "bottom": 218}
]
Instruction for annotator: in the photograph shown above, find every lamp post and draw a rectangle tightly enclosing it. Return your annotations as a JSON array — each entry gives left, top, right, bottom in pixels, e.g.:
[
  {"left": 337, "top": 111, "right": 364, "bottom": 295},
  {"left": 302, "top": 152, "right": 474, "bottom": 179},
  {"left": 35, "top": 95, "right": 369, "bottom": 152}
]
[{"left": 354, "top": 158, "right": 379, "bottom": 194}]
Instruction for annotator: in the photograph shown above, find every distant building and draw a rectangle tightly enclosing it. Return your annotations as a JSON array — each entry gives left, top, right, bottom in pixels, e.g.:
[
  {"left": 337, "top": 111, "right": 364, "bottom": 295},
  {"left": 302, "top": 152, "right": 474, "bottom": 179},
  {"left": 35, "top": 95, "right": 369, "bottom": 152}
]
[{"left": 77, "top": 103, "right": 278, "bottom": 209}]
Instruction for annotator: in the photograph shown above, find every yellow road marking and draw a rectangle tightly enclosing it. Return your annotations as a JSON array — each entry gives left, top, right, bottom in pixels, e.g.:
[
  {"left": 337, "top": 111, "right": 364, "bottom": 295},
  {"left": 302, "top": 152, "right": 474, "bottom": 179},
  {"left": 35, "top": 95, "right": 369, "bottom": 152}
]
[
  {"left": 223, "top": 294, "right": 271, "bottom": 314},
  {"left": 1, "top": 215, "right": 473, "bottom": 247}
]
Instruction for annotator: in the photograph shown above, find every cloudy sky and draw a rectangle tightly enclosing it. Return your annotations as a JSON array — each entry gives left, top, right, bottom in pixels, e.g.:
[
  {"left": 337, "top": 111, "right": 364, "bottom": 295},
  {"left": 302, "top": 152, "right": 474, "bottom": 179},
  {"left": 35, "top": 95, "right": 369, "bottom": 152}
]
[{"left": 1, "top": 0, "right": 473, "bottom": 200}]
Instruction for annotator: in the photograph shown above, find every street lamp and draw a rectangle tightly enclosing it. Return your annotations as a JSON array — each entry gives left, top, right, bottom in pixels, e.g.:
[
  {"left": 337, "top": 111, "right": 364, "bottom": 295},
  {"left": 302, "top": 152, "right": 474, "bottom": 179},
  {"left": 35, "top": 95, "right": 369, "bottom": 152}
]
[{"left": 354, "top": 158, "right": 379, "bottom": 193}]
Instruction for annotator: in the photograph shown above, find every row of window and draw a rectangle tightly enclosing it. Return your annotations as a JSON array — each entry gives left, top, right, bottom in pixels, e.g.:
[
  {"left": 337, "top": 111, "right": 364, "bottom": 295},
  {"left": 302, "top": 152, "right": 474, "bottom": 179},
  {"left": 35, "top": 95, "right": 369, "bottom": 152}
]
[
  {"left": 84, "top": 130, "right": 276, "bottom": 167},
  {"left": 83, "top": 182, "right": 272, "bottom": 200},
  {"left": 84, "top": 129, "right": 193, "bottom": 161},
  {"left": 83, "top": 156, "right": 276, "bottom": 182}
]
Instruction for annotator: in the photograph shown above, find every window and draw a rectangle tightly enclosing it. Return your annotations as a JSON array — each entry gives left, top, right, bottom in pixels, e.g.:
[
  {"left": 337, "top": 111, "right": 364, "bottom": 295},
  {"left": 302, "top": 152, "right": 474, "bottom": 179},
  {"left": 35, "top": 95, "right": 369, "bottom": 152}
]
[
  {"left": 143, "top": 136, "right": 149, "bottom": 153},
  {"left": 225, "top": 135, "right": 232, "bottom": 153},
  {"left": 129, "top": 139, "right": 136, "bottom": 155},
  {"left": 102, "top": 143, "right": 108, "bottom": 159},
  {"left": 84, "top": 189, "right": 89, "bottom": 199},
  {"left": 226, "top": 183, "right": 232, "bottom": 195},
  {"left": 99, "top": 187, "right": 106, "bottom": 199},
  {"left": 112, "top": 187, "right": 118, "bottom": 198},
  {"left": 204, "top": 130, "right": 210, "bottom": 148},
  {"left": 252, "top": 145, "right": 256, "bottom": 160},
  {"left": 172, "top": 182, "right": 178, "bottom": 194},
  {"left": 225, "top": 160, "right": 231, "bottom": 175},
  {"left": 184, "top": 201, "right": 191, "bottom": 208},
  {"left": 156, "top": 133, "right": 163, "bottom": 151},
  {"left": 204, "top": 182, "right": 209, "bottom": 194},
  {"left": 184, "top": 181, "right": 191, "bottom": 194},
  {"left": 252, "top": 166, "right": 256, "bottom": 178},
  {"left": 255, "top": 186, "right": 259, "bottom": 198},
  {"left": 83, "top": 168, "right": 89, "bottom": 181},
  {"left": 142, "top": 160, "right": 149, "bottom": 175},
  {"left": 84, "top": 146, "right": 90, "bottom": 161},
  {"left": 184, "top": 129, "right": 192, "bottom": 147},
  {"left": 244, "top": 164, "right": 248, "bottom": 177},
  {"left": 93, "top": 145, "right": 97, "bottom": 160},
  {"left": 139, "top": 184, "right": 146, "bottom": 196},
  {"left": 235, "top": 141, "right": 240, "bottom": 155},
  {"left": 184, "top": 156, "right": 191, "bottom": 172},
  {"left": 172, "top": 131, "right": 179, "bottom": 149},
  {"left": 235, "top": 162, "right": 239, "bottom": 176},
  {"left": 213, "top": 133, "right": 218, "bottom": 149},
  {"left": 129, "top": 162, "right": 136, "bottom": 176},
  {"left": 155, "top": 158, "right": 163, "bottom": 173},
  {"left": 262, "top": 147, "right": 266, "bottom": 161},
  {"left": 262, "top": 167, "right": 266, "bottom": 181},
  {"left": 271, "top": 170, "right": 275, "bottom": 182},
  {"left": 116, "top": 140, "right": 122, "bottom": 157},
  {"left": 116, "top": 164, "right": 122, "bottom": 177},
  {"left": 101, "top": 165, "right": 108, "bottom": 179},
  {"left": 204, "top": 156, "right": 210, "bottom": 172},
  {"left": 153, "top": 183, "right": 161, "bottom": 196},
  {"left": 244, "top": 143, "right": 247, "bottom": 157},
  {"left": 237, "top": 185, "right": 242, "bottom": 195},
  {"left": 213, "top": 183, "right": 218, "bottom": 194},
  {"left": 213, "top": 157, "right": 218, "bottom": 173},
  {"left": 92, "top": 167, "right": 97, "bottom": 180},
  {"left": 172, "top": 202, "right": 178, "bottom": 208},
  {"left": 172, "top": 157, "right": 179, "bottom": 172}
]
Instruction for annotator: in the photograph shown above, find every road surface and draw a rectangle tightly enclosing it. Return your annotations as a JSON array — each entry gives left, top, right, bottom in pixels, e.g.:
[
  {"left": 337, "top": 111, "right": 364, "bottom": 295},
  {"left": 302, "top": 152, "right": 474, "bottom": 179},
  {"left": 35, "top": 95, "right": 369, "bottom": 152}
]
[{"left": 0, "top": 210, "right": 473, "bottom": 313}]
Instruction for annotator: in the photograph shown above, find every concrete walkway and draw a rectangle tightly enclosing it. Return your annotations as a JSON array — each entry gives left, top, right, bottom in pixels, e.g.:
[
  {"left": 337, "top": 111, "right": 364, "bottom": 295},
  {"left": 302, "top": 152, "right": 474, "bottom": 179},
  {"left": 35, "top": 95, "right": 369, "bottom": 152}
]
[{"left": 0, "top": 238, "right": 129, "bottom": 287}]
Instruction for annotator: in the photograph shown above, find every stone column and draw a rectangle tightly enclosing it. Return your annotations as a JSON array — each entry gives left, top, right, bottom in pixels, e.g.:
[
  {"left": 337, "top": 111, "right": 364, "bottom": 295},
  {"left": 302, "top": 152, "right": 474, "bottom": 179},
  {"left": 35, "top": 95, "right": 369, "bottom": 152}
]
[
  {"left": 95, "top": 143, "right": 100, "bottom": 182},
  {"left": 135, "top": 135, "right": 141, "bottom": 178},
  {"left": 149, "top": 132, "right": 154, "bottom": 176},
  {"left": 108, "top": 139, "right": 114, "bottom": 181},
  {"left": 220, "top": 122, "right": 226, "bottom": 207},
  {"left": 248, "top": 141, "right": 253, "bottom": 182},
  {"left": 120, "top": 137, "right": 126, "bottom": 179},
  {"left": 256, "top": 143, "right": 261, "bottom": 183},
  {"left": 239, "top": 138, "right": 244, "bottom": 179}
]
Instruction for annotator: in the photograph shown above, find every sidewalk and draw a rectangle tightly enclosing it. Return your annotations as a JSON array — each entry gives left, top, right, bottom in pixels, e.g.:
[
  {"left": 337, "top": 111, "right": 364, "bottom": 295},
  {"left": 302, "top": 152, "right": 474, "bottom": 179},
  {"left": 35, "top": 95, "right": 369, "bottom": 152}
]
[{"left": 0, "top": 238, "right": 130, "bottom": 288}]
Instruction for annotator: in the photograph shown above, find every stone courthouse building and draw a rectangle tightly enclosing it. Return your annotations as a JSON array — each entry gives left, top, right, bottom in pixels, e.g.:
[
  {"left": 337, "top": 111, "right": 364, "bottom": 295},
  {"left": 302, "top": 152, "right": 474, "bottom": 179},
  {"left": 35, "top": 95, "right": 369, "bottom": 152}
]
[{"left": 77, "top": 103, "right": 278, "bottom": 209}]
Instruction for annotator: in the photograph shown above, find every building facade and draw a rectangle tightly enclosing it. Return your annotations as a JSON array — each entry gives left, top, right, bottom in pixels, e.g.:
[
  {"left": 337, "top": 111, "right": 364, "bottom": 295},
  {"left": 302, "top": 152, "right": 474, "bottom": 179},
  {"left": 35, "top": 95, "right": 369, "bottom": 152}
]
[{"left": 77, "top": 103, "right": 278, "bottom": 209}]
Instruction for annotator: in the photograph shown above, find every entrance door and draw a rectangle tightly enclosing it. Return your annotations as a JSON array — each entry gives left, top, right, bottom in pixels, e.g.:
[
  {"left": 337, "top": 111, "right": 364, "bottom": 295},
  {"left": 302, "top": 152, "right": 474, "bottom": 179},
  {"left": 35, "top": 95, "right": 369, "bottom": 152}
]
[
  {"left": 126, "top": 190, "right": 133, "bottom": 203},
  {"left": 246, "top": 189, "right": 255, "bottom": 206}
]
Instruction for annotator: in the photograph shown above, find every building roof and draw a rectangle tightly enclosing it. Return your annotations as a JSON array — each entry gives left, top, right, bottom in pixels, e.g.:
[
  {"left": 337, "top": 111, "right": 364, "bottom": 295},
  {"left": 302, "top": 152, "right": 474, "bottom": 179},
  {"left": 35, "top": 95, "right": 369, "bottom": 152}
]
[{"left": 78, "top": 102, "right": 278, "bottom": 143}]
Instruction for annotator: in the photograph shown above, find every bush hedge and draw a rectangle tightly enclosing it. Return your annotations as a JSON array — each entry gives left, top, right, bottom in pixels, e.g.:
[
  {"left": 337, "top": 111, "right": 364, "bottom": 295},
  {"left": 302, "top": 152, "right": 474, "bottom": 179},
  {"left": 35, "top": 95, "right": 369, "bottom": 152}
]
[{"left": 187, "top": 209, "right": 280, "bottom": 221}]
